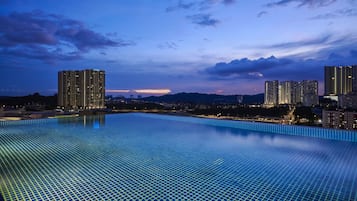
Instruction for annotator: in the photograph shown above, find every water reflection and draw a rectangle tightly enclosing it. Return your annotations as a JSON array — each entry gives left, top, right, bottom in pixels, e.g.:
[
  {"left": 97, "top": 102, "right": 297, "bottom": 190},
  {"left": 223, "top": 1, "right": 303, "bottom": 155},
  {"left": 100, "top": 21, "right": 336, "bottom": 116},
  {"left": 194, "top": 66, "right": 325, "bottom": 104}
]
[
  {"left": 57, "top": 115, "right": 105, "bottom": 128},
  {"left": 201, "top": 122, "right": 356, "bottom": 167},
  {"left": 211, "top": 124, "right": 322, "bottom": 150}
]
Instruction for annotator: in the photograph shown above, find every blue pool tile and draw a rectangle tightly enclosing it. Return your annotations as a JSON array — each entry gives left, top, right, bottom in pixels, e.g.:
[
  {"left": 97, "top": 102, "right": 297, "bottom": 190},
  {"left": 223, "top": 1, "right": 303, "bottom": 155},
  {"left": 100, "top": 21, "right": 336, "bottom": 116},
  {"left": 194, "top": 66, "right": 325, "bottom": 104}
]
[{"left": 0, "top": 113, "right": 356, "bottom": 200}]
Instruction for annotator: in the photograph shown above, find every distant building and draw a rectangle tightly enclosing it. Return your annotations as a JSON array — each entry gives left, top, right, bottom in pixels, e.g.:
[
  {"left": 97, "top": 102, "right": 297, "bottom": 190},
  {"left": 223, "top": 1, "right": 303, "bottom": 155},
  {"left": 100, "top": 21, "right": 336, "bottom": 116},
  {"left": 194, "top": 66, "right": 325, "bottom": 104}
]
[
  {"left": 266, "top": 80, "right": 318, "bottom": 106},
  {"left": 279, "top": 81, "right": 301, "bottom": 105},
  {"left": 322, "top": 110, "right": 357, "bottom": 130},
  {"left": 264, "top": 80, "right": 279, "bottom": 106},
  {"left": 338, "top": 92, "right": 357, "bottom": 109},
  {"left": 324, "top": 65, "right": 357, "bottom": 96},
  {"left": 58, "top": 69, "right": 105, "bottom": 110},
  {"left": 300, "top": 80, "right": 319, "bottom": 106},
  {"left": 279, "top": 81, "right": 293, "bottom": 104}
]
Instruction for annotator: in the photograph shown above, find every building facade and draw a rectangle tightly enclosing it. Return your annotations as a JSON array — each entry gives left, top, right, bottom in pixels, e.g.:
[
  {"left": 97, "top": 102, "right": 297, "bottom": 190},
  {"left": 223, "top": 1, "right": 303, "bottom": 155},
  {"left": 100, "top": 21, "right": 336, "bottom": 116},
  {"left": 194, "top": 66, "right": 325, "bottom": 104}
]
[
  {"left": 300, "top": 80, "right": 319, "bottom": 106},
  {"left": 266, "top": 80, "right": 318, "bottom": 107},
  {"left": 338, "top": 92, "right": 357, "bottom": 109},
  {"left": 324, "top": 65, "right": 357, "bottom": 96},
  {"left": 279, "top": 81, "right": 293, "bottom": 104},
  {"left": 264, "top": 80, "right": 279, "bottom": 106},
  {"left": 322, "top": 110, "right": 357, "bottom": 130},
  {"left": 58, "top": 69, "right": 105, "bottom": 110},
  {"left": 278, "top": 81, "right": 304, "bottom": 105}
]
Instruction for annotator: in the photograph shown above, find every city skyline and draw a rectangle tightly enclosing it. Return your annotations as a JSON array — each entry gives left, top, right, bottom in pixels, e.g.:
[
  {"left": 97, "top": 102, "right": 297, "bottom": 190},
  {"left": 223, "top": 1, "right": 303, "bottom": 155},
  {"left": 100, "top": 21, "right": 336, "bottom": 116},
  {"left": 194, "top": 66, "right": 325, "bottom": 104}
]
[{"left": 1, "top": 0, "right": 357, "bottom": 96}]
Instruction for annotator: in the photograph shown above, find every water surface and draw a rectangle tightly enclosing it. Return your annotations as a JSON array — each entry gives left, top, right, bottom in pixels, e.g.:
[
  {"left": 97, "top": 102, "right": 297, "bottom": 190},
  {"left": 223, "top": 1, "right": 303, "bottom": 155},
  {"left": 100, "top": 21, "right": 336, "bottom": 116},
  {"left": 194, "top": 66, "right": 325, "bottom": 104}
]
[{"left": 0, "top": 113, "right": 356, "bottom": 200}]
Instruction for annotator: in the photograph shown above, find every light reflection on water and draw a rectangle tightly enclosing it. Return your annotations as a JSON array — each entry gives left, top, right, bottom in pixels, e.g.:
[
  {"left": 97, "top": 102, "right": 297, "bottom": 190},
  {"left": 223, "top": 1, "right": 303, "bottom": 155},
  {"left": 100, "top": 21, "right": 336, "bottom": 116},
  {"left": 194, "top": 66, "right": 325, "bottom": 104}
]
[{"left": 57, "top": 115, "right": 105, "bottom": 128}]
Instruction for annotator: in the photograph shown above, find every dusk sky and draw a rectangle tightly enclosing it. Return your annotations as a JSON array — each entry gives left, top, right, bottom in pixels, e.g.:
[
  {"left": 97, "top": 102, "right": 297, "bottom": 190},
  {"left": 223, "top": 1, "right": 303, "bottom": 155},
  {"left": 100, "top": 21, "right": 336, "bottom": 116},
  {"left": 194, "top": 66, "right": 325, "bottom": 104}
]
[{"left": 1, "top": 0, "right": 357, "bottom": 96}]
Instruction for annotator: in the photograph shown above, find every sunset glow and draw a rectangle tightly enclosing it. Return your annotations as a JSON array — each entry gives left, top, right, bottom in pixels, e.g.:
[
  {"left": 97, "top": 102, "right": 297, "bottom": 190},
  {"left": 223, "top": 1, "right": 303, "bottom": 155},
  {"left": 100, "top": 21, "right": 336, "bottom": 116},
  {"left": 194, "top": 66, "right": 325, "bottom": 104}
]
[{"left": 133, "top": 89, "right": 171, "bottom": 94}]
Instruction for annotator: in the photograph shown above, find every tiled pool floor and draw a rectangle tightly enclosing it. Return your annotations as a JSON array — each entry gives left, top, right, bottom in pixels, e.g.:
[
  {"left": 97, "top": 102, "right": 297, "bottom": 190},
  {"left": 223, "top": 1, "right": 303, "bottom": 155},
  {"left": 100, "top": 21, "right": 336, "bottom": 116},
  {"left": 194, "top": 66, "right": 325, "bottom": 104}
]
[{"left": 1, "top": 113, "right": 357, "bottom": 200}]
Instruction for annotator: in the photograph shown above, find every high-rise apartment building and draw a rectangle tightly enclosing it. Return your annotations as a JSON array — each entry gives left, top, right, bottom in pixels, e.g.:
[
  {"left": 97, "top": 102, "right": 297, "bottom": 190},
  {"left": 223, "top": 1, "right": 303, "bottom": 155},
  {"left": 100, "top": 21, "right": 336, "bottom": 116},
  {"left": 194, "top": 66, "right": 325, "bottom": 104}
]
[
  {"left": 264, "top": 80, "right": 279, "bottom": 106},
  {"left": 322, "top": 110, "right": 357, "bottom": 130},
  {"left": 300, "top": 80, "right": 319, "bottom": 106},
  {"left": 338, "top": 93, "right": 357, "bottom": 109},
  {"left": 265, "top": 80, "right": 318, "bottom": 107},
  {"left": 279, "top": 81, "right": 299, "bottom": 104},
  {"left": 58, "top": 69, "right": 105, "bottom": 110},
  {"left": 324, "top": 65, "right": 357, "bottom": 96},
  {"left": 279, "top": 81, "right": 291, "bottom": 104}
]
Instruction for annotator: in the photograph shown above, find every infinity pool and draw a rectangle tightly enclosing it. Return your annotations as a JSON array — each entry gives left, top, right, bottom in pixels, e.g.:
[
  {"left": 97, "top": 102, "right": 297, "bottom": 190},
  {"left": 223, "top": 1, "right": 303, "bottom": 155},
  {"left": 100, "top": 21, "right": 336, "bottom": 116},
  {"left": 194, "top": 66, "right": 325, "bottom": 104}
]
[{"left": 0, "top": 113, "right": 356, "bottom": 200}]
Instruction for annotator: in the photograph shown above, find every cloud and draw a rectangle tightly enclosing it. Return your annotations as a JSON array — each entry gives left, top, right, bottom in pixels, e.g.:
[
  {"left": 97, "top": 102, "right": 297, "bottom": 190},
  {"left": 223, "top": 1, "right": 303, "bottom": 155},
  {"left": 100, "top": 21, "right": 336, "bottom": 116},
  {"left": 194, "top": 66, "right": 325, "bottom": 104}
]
[
  {"left": 57, "top": 28, "right": 132, "bottom": 52},
  {"left": 266, "top": 0, "right": 337, "bottom": 8},
  {"left": 0, "top": 10, "right": 133, "bottom": 63},
  {"left": 258, "top": 33, "right": 357, "bottom": 61},
  {"left": 309, "top": 13, "right": 336, "bottom": 19},
  {"left": 166, "top": 0, "right": 236, "bottom": 12},
  {"left": 0, "top": 45, "right": 81, "bottom": 63},
  {"left": 265, "top": 34, "right": 332, "bottom": 49},
  {"left": 158, "top": 42, "right": 178, "bottom": 50},
  {"left": 257, "top": 11, "right": 268, "bottom": 18},
  {"left": 186, "top": 14, "right": 220, "bottom": 26},
  {"left": 167, "top": 0, "right": 234, "bottom": 26},
  {"left": 198, "top": 0, "right": 236, "bottom": 10},
  {"left": 222, "top": 0, "right": 236, "bottom": 5},
  {"left": 166, "top": 0, "right": 195, "bottom": 12},
  {"left": 310, "top": 8, "right": 357, "bottom": 19},
  {"left": 205, "top": 56, "right": 313, "bottom": 80},
  {"left": 205, "top": 34, "right": 357, "bottom": 81},
  {"left": 206, "top": 56, "right": 293, "bottom": 78},
  {"left": 205, "top": 44, "right": 357, "bottom": 81}
]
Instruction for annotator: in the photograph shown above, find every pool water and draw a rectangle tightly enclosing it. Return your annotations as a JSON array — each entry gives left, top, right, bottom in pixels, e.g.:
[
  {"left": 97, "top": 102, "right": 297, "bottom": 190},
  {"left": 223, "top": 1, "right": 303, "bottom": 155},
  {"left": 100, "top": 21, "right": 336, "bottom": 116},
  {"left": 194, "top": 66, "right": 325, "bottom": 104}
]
[{"left": 0, "top": 113, "right": 356, "bottom": 200}]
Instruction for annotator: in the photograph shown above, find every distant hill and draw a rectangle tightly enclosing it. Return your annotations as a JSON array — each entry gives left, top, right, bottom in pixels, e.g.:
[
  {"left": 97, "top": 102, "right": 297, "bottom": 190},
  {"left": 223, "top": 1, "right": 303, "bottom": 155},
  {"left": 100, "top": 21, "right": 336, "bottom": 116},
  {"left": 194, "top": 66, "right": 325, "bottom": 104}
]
[
  {"left": 241, "top": 93, "right": 265, "bottom": 104},
  {"left": 0, "top": 93, "right": 57, "bottom": 110},
  {"left": 142, "top": 93, "right": 264, "bottom": 104}
]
